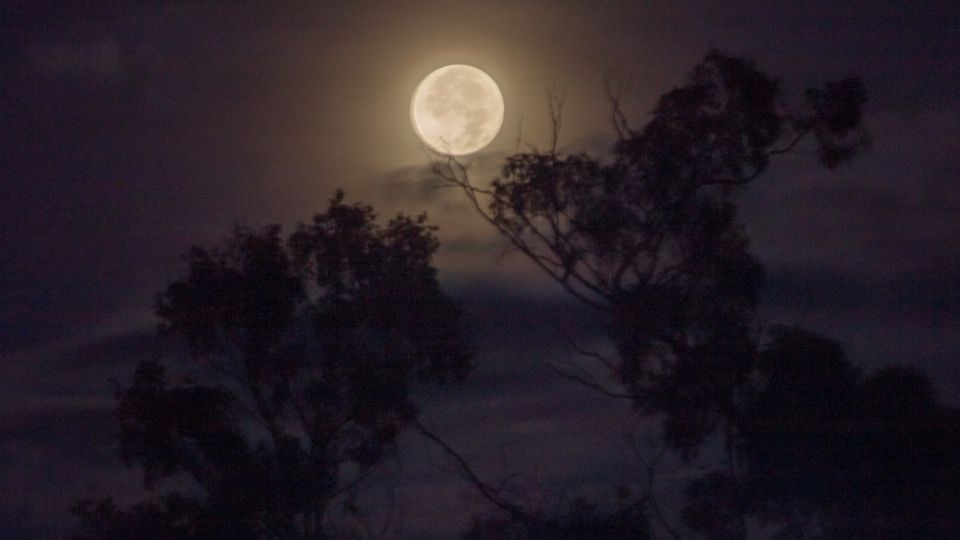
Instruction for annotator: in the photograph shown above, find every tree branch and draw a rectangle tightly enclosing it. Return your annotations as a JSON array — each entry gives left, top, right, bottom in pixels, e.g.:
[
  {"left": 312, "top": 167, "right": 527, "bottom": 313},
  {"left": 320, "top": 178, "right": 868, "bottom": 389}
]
[
  {"left": 412, "top": 418, "right": 528, "bottom": 520},
  {"left": 548, "top": 360, "right": 632, "bottom": 400},
  {"left": 626, "top": 428, "right": 685, "bottom": 540}
]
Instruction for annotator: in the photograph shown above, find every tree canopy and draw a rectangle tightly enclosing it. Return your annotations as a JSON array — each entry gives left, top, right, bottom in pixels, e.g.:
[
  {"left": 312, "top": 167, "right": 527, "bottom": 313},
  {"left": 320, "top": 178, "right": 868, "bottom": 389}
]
[
  {"left": 438, "top": 50, "right": 869, "bottom": 456},
  {"left": 72, "top": 192, "right": 470, "bottom": 539},
  {"left": 737, "top": 328, "right": 960, "bottom": 538},
  {"left": 432, "top": 50, "right": 958, "bottom": 539}
]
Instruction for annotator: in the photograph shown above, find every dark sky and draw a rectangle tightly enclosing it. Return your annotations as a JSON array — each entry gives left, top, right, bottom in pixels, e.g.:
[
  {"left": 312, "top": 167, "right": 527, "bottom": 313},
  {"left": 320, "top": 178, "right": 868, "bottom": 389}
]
[{"left": 2, "top": 2, "right": 959, "bottom": 538}]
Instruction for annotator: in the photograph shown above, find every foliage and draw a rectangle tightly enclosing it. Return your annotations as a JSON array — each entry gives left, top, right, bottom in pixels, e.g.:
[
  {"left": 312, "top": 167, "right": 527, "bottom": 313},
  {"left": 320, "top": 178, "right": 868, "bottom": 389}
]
[
  {"left": 439, "top": 50, "right": 869, "bottom": 458},
  {"left": 434, "top": 50, "right": 960, "bottom": 540},
  {"left": 735, "top": 328, "right": 960, "bottom": 539},
  {"left": 74, "top": 192, "right": 470, "bottom": 539}
]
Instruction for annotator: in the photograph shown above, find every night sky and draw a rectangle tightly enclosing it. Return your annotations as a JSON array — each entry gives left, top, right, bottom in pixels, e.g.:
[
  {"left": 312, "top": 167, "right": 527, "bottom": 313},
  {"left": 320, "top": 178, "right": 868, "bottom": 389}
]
[{"left": 2, "top": 2, "right": 959, "bottom": 538}]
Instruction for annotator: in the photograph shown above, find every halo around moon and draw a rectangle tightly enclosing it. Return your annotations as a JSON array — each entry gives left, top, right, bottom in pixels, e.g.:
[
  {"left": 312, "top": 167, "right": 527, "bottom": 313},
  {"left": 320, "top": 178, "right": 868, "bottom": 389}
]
[{"left": 410, "top": 64, "right": 504, "bottom": 156}]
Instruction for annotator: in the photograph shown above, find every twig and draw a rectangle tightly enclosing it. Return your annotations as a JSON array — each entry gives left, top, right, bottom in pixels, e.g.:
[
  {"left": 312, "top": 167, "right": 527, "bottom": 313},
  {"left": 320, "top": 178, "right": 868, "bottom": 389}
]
[
  {"left": 548, "top": 360, "right": 632, "bottom": 400},
  {"left": 547, "top": 86, "right": 566, "bottom": 154},
  {"left": 551, "top": 323, "right": 617, "bottom": 370},
  {"left": 412, "top": 418, "right": 528, "bottom": 520},
  {"left": 604, "top": 76, "right": 631, "bottom": 142}
]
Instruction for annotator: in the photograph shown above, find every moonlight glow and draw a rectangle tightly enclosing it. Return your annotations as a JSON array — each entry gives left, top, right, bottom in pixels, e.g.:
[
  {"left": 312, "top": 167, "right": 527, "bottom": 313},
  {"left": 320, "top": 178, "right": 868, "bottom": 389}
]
[{"left": 410, "top": 64, "right": 504, "bottom": 156}]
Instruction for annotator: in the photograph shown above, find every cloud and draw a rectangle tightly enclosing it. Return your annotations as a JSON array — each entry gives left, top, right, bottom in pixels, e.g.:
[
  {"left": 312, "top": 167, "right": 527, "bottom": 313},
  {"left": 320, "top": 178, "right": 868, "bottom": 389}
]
[
  {"left": 763, "top": 265, "right": 960, "bottom": 324},
  {"left": 378, "top": 164, "right": 454, "bottom": 204}
]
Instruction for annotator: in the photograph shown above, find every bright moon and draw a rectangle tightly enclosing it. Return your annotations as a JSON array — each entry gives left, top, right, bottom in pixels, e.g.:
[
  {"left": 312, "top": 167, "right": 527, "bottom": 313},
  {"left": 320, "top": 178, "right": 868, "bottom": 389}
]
[{"left": 410, "top": 64, "right": 504, "bottom": 156}]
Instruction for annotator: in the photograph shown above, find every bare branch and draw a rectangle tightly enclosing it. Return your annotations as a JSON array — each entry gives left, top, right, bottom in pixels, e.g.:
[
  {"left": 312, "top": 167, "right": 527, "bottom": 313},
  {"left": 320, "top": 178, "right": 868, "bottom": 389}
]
[
  {"left": 413, "top": 418, "right": 528, "bottom": 520},
  {"left": 550, "top": 323, "right": 617, "bottom": 370},
  {"left": 430, "top": 153, "right": 611, "bottom": 311},
  {"left": 547, "top": 86, "right": 567, "bottom": 154},
  {"left": 766, "top": 125, "right": 813, "bottom": 157},
  {"left": 548, "top": 360, "right": 632, "bottom": 400},
  {"left": 604, "top": 75, "right": 631, "bottom": 142},
  {"left": 515, "top": 111, "right": 525, "bottom": 154},
  {"left": 625, "top": 427, "right": 685, "bottom": 540}
]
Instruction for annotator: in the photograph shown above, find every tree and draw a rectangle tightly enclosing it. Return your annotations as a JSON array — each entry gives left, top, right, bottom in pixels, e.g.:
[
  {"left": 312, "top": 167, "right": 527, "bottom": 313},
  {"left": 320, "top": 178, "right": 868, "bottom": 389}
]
[
  {"left": 72, "top": 191, "right": 470, "bottom": 539},
  {"left": 434, "top": 50, "right": 869, "bottom": 537},
  {"left": 439, "top": 50, "right": 867, "bottom": 452},
  {"left": 738, "top": 328, "right": 960, "bottom": 539}
]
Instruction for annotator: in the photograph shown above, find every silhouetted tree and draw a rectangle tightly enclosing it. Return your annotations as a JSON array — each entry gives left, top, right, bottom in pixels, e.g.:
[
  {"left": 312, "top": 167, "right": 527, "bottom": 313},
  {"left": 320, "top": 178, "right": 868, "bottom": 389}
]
[
  {"left": 737, "top": 327, "right": 960, "bottom": 539},
  {"left": 71, "top": 192, "right": 470, "bottom": 539},
  {"left": 737, "top": 327, "right": 861, "bottom": 535},
  {"left": 437, "top": 50, "right": 868, "bottom": 537},
  {"left": 440, "top": 50, "right": 867, "bottom": 453},
  {"left": 681, "top": 471, "right": 743, "bottom": 540}
]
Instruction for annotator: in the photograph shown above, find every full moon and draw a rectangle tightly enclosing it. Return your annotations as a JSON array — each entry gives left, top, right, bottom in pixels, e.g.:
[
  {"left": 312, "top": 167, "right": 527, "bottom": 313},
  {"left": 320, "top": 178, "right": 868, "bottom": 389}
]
[{"left": 410, "top": 64, "right": 504, "bottom": 156}]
